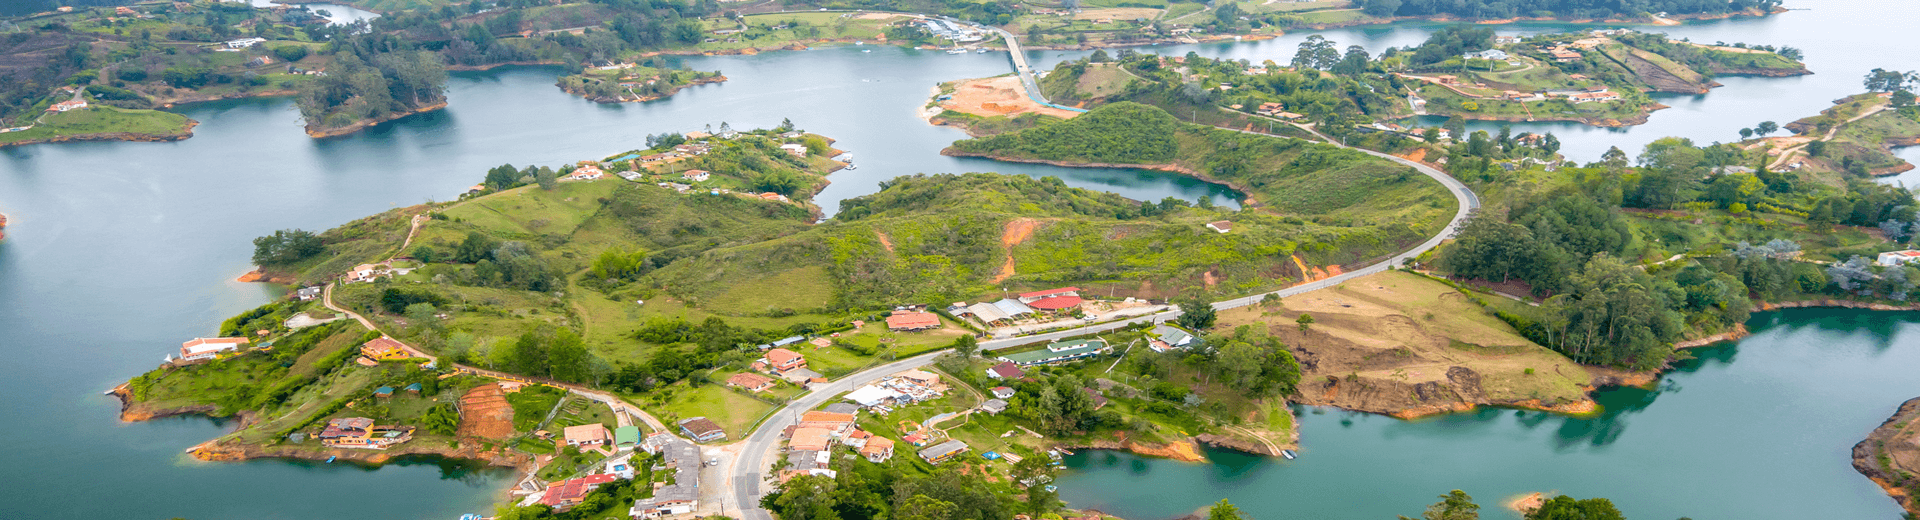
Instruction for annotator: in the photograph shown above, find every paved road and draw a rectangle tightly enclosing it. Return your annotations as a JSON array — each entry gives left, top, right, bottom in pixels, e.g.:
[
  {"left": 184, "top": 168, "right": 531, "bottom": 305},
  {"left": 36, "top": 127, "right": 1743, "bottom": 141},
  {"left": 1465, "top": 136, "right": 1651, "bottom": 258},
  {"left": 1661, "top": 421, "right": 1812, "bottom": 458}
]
[
  {"left": 730, "top": 123, "right": 1481, "bottom": 519},
  {"left": 730, "top": 350, "right": 949, "bottom": 520}
]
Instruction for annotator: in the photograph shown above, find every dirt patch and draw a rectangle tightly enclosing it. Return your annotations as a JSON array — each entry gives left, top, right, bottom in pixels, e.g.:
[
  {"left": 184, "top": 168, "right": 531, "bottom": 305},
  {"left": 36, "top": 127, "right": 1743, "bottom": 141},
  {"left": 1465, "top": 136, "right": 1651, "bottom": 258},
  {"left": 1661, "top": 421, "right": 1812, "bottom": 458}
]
[
  {"left": 875, "top": 230, "right": 895, "bottom": 253},
  {"left": 940, "top": 76, "right": 1081, "bottom": 120},
  {"left": 992, "top": 218, "right": 1043, "bottom": 283},
  {"left": 459, "top": 383, "right": 516, "bottom": 440},
  {"left": 1217, "top": 271, "right": 1595, "bottom": 417}
]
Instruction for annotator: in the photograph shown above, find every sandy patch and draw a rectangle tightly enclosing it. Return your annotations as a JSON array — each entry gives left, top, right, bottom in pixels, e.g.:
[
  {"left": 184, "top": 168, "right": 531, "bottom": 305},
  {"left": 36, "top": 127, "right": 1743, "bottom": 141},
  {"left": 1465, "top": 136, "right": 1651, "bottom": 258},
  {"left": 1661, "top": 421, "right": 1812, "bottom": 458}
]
[
  {"left": 941, "top": 76, "right": 1081, "bottom": 120},
  {"left": 992, "top": 217, "right": 1042, "bottom": 283},
  {"left": 459, "top": 383, "right": 516, "bottom": 440}
]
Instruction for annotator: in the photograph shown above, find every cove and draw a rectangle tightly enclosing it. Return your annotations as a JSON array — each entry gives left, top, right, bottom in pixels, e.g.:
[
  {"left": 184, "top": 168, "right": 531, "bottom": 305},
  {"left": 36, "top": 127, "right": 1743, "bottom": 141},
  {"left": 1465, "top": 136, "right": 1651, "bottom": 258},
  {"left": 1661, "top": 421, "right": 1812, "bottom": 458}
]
[{"left": 1055, "top": 309, "right": 1920, "bottom": 519}]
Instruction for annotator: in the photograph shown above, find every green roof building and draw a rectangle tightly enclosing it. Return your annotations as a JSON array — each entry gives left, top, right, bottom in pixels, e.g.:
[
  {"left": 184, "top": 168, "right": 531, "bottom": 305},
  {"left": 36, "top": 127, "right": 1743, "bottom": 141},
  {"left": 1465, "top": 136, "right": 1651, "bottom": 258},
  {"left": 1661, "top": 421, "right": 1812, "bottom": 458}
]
[
  {"left": 998, "top": 339, "right": 1109, "bottom": 366},
  {"left": 614, "top": 425, "right": 641, "bottom": 449}
]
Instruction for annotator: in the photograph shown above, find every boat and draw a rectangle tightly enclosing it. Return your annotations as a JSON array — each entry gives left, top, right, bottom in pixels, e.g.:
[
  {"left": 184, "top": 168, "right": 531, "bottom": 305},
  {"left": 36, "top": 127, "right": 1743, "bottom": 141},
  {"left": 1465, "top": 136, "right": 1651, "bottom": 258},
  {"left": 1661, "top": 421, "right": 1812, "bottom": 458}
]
[
  {"left": 325, "top": 456, "right": 336, "bottom": 463},
  {"left": 1281, "top": 449, "right": 1297, "bottom": 460},
  {"left": 862, "top": 49, "right": 871, "bottom": 53},
  {"left": 854, "top": 41, "right": 864, "bottom": 45},
  {"left": 843, "top": 163, "right": 857, "bottom": 170},
  {"left": 977, "top": 48, "right": 988, "bottom": 53},
  {"left": 946, "top": 48, "right": 966, "bottom": 54}
]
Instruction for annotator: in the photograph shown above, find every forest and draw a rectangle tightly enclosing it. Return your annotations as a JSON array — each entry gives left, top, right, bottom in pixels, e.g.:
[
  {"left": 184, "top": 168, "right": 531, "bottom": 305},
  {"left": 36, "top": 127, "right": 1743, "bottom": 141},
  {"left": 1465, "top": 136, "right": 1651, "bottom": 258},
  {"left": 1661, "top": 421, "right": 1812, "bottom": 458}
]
[{"left": 294, "top": 33, "right": 447, "bottom": 132}]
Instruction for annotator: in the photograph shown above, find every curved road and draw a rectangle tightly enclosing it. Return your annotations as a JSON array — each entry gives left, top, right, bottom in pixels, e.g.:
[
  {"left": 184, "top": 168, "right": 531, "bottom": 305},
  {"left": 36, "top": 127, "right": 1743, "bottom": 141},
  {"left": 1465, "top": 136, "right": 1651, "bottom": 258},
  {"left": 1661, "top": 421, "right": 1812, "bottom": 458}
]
[{"left": 731, "top": 122, "right": 1480, "bottom": 520}]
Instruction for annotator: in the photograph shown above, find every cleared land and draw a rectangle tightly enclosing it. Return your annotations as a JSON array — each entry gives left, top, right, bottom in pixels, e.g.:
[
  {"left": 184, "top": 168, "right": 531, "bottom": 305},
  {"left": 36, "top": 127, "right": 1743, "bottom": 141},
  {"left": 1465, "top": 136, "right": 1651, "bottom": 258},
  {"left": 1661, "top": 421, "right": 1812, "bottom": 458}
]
[
  {"left": 1217, "top": 271, "right": 1593, "bottom": 417},
  {"left": 940, "top": 76, "right": 1082, "bottom": 120}
]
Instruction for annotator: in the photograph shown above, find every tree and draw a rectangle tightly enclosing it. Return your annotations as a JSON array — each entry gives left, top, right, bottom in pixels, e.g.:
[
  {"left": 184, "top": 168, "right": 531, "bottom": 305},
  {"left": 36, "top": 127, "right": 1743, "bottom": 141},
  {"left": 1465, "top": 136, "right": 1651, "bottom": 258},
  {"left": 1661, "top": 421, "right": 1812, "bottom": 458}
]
[
  {"left": 535, "top": 166, "right": 557, "bottom": 191},
  {"left": 1863, "top": 68, "right": 1915, "bottom": 93},
  {"left": 484, "top": 163, "right": 519, "bottom": 189},
  {"left": 1292, "top": 35, "right": 1338, "bottom": 70},
  {"left": 765, "top": 474, "right": 840, "bottom": 520},
  {"left": 1295, "top": 313, "right": 1314, "bottom": 330},
  {"left": 422, "top": 403, "right": 459, "bottom": 435},
  {"left": 1175, "top": 297, "right": 1217, "bottom": 330},
  {"left": 1400, "top": 490, "right": 1479, "bottom": 520},
  {"left": 1524, "top": 495, "right": 1624, "bottom": 520},
  {"left": 1755, "top": 121, "right": 1779, "bottom": 136},
  {"left": 1361, "top": 0, "right": 1402, "bottom": 17},
  {"left": 1012, "top": 456, "right": 1059, "bottom": 514},
  {"left": 894, "top": 495, "right": 958, "bottom": 520},
  {"left": 251, "top": 229, "right": 325, "bottom": 265},
  {"left": 1208, "top": 499, "right": 1246, "bottom": 520},
  {"left": 1739, "top": 127, "right": 1753, "bottom": 139},
  {"left": 454, "top": 232, "right": 499, "bottom": 263},
  {"left": 951, "top": 334, "right": 979, "bottom": 358},
  {"left": 1894, "top": 90, "right": 1917, "bottom": 108}
]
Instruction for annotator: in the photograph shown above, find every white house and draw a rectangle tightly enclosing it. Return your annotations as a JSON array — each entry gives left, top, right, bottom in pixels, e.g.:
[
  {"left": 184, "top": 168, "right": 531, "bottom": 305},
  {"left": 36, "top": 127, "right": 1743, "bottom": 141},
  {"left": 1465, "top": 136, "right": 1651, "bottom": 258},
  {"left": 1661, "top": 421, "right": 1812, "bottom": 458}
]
[
  {"left": 179, "top": 337, "right": 249, "bottom": 361},
  {"left": 1877, "top": 250, "right": 1920, "bottom": 267},
  {"left": 225, "top": 37, "right": 267, "bottom": 49}
]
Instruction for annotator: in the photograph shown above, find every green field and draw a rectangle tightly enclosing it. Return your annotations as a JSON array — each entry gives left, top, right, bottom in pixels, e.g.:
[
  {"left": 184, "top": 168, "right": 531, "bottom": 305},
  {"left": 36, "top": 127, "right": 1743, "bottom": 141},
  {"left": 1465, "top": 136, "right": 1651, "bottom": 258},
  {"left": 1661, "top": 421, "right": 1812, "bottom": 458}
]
[
  {"left": 656, "top": 384, "right": 774, "bottom": 440},
  {"left": 0, "top": 106, "right": 192, "bottom": 144}
]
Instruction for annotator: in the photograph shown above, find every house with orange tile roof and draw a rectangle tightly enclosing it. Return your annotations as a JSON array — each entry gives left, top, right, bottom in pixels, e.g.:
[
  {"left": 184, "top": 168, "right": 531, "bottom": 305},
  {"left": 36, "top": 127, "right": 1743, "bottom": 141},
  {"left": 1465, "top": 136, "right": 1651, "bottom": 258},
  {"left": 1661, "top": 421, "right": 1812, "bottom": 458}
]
[
  {"left": 763, "top": 348, "right": 806, "bottom": 373},
  {"left": 885, "top": 311, "right": 941, "bottom": 331},
  {"left": 860, "top": 435, "right": 895, "bottom": 462},
  {"left": 727, "top": 372, "right": 776, "bottom": 392},
  {"left": 790, "top": 426, "right": 835, "bottom": 451},
  {"left": 563, "top": 423, "right": 612, "bottom": 447},
  {"left": 360, "top": 336, "right": 409, "bottom": 360}
]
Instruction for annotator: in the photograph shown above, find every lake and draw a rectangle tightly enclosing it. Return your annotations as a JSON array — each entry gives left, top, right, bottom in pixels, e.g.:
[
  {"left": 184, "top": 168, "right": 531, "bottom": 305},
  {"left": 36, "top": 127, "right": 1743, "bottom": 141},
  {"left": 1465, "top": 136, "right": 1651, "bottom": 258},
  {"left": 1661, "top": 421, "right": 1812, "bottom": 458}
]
[{"left": 1, "top": 2, "right": 1917, "bottom": 518}]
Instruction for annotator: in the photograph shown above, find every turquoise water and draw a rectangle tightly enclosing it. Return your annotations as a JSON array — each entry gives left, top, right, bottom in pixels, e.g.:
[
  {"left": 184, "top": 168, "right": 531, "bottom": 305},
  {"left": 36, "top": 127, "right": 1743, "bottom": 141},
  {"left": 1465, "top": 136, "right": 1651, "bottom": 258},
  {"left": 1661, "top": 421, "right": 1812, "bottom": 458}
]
[{"left": 1057, "top": 309, "right": 1920, "bottom": 519}]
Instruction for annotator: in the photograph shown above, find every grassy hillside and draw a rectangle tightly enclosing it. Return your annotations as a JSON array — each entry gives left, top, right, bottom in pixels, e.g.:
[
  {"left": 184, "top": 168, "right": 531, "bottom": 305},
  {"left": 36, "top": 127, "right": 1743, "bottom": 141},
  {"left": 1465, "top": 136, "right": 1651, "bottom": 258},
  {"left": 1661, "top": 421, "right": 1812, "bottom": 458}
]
[{"left": 949, "top": 102, "right": 1455, "bottom": 233}]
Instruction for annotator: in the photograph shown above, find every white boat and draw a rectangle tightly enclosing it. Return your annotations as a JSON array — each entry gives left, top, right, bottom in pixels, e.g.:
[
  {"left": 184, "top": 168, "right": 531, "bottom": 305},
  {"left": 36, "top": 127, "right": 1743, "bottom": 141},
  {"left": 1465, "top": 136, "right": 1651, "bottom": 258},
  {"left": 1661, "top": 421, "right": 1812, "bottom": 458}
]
[
  {"left": 976, "top": 48, "right": 988, "bottom": 53},
  {"left": 1281, "top": 449, "right": 1297, "bottom": 460},
  {"left": 843, "top": 163, "right": 857, "bottom": 170},
  {"left": 946, "top": 48, "right": 966, "bottom": 54},
  {"left": 855, "top": 41, "right": 864, "bottom": 45},
  {"left": 862, "top": 49, "right": 871, "bottom": 53}
]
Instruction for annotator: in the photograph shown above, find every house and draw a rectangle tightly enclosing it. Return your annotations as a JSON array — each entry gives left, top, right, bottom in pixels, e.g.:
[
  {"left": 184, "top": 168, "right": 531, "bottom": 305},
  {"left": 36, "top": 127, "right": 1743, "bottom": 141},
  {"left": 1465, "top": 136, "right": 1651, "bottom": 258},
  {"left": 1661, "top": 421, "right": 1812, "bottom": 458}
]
[
  {"left": 319, "top": 418, "right": 414, "bottom": 449},
  {"left": 683, "top": 169, "right": 710, "bottom": 182},
  {"left": 115, "top": 6, "right": 137, "bottom": 15},
  {"left": 991, "top": 386, "right": 1016, "bottom": 399},
  {"left": 678, "top": 417, "right": 726, "bottom": 442},
  {"left": 1570, "top": 91, "right": 1621, "bottom": 103},
  {"left": 1550, "top": 49, "right": 1582, "bottom": 62},
  {"left": 639, "top": 432, "right": 674, "bottom": 455},
  {"left": 1018, "top": 287, "right": 1084, "bottom": 313},
  {"left": 247, "top": 55, "right": 273, "bottom": 67},
  {"left": 998, "top": 339, "right": 1110, "bottom": 366},
  {"left": 981, "top": 398, "right": 1008, "bottom": 415},
  {"left": 614, "top": 425, "right": 641, "bottom": 450},
  {"left": 844, "top": 429, "right": 872, "bottom": 449},
  {"left": 759, "top": 335, "right": 805, "bottom": 350},
  {"left": 824, "top": 403, "right": 860, "bottom": 415},
  {"left": 345, "top": 263, "right": 382, "bottom": 283},
  {"left": 918, "top": 439, "right": 970, "bottom": 464},
  {"left": 886, "top": 311, "right": 941, "bottom": 331},
  {"left": 404, "top": 383, "right": 422, "bottom": 395},
  {"left": 844, "top": 385, "right": 906, "bottom": 407},
  {"left": 1463, "top": 49, "right": 1509, "bottom": 61},
  {"left": 1878, "top": 250, "right": 1920, "bottom": 267},
  {"left": 789, "top": 427, "right": 835, "bottom": 451},
  {"left": 1494, "top": 35, "right": 1522, "bottom": 44},
  {"left": 727, "top": 372, "right": 776, "bottom": 392},
  {"left": 631, "top": 439, "right": 701, "bottom": 517},
  {"left": 1206, "top": 220, "right": 1233, "bottom": 233},
  {"left": 986, "top": 361, "right": 1026, "bottom": 380},
  {"left": 46, "top": 100, "right": 87, "bottom": 112},
  {"left": 1084, "top": 388, "right": 1109, "bottom": 410},
  {"left": 224, "top": 37, "right": 267, "bottom": 49},
  {"left": 1255, "top": 102, "right": 1286, "bottom": 116},
  {"left": 562, "top": 165, "right": 605, "bottom": 181},
  {"left": 798, "top": 411, "right": 856, "bottom": 436},
  {"left": 361, "top": 336, "right": 409, "bottom": 360},
  {"left": 1149, "top": 324, "right": 1202, "bottom": 353},
  {"left": 295, "top": 286, "right": 322, "bottom": 301},
  {"left": 903, "top": 433, "right": 928, "bottom": 446},
  {"left": 179, "top": 337, "right": 249, "bottom": 361},
  {"left": 563, "top": 423, "right": 612, "bottom": 447},
  {"left": 1434, "top": 75, "right": 1460, "bottom": 85},
  {"left": 898, "top": 370, "right": 941, "bottom": 389},
  {"left": 860, "top": 436, "right": 895, "bottom": 462},
  {"left": 374, "top": 386, "right": 393, "bottom": 399},
  {"left": 763, "top": 348, "right": 807, "bottom": 373},
  {"left": 539, "top": 474, "right": 618, "bottom": 510},
  {"left": 780, "top": 143, "right": 808, "bottom": 157}
]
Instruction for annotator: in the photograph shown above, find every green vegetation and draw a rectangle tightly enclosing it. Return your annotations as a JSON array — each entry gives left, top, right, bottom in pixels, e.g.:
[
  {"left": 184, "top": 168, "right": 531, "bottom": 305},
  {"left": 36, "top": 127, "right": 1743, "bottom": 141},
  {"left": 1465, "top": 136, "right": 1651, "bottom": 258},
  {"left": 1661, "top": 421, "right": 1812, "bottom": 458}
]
[
  {"left": 0, "top": 104, "right": 192, "bottom": 144},
  {"left": 555, "top": 62, "right": 722, "bottom": 102},
  {"left": 1369, "top": 0, "right": 1780, "bottom": 20},
  {"left": 293, "top": 41, "right": 445, "bottom": 134}
]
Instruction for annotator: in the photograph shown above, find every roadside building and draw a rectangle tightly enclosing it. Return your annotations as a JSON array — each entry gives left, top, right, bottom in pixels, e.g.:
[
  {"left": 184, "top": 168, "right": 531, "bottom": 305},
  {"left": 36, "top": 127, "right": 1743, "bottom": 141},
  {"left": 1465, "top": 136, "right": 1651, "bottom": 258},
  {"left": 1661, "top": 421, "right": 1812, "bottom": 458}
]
[
  {"left": 295, "top": 286, "right": 322, "bottom": 301},
  {"left": 678, "top": 417, "right": 726, "bottom": 442},
  {"left": 563, "top": 423, "right": 612, "bottom": 447},
  {"left": 360, "top": 336, "right": 409, "bottom": 360},
  {"left": 991, "top": 386, "right": 1016, "bottom": 399},
  {"left": 631, "top": 439, "right": 701, "bottom": 517},
  {"left": 790, "top": 427, "right": 835, "bottom": 451},
  {"left": 918, "top": 439, "right": 970, "bottom": 464},
  {"left": 179, "top": 337, "right": 249, "bottom": 361},
  {"left": 1019, "top": 287, "right": 1084, "bottom": 314},
  {"left": 1149, "top": 324, "right": 1202, "bottom": 353},
  {"left": 727, "top": 372, "right": 776, "bottom": 392},
  {"left": 886, "top": 311, "right": 941, "bottom": 331},
  {"left": 986, "top": 361, "right": 1025, "bottom": 380},
  {"left": 997, "top": 339, "right": 1110, "bottom": 367},
  {"left": 761, "top": 348, "right": 807, "bottom": 373},
  {"left": 798, "top": 411, "right": 856, "bottom": 436},
  {"left": 824, "top": 403, "right": 860, "bottom": 415}
]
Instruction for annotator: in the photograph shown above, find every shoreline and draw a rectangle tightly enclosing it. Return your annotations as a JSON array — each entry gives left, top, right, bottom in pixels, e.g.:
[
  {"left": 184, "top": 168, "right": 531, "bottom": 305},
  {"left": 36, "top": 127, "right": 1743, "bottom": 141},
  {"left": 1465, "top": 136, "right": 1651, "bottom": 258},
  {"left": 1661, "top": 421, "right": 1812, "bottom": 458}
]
[
  {"left": 1852, "top": 396, "right": 1920, "bottom": 517},
  {"left": 305, "top": 100, "right": 449, "bottom": 138},
  {"left": 0, "top": 118, "right": 199, "bottom": 148}
]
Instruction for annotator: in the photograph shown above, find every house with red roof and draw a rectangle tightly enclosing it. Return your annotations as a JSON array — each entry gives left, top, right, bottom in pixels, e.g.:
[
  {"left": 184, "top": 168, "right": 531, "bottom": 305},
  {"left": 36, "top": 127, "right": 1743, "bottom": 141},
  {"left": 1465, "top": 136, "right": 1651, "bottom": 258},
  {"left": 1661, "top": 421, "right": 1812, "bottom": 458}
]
[
  {"left": 539, "top": 474, "right": 619, "bottom": 510},
  {"left": 727, "top": 372, "right": 776, "bottom": 392},
  {"left": 1206, "top": 220, "right": 1233, "bottom": 233},
  {"left": 886, "top": 311, "right": 941, "bottom": 331},
  {"left": 1017, "top": 287, "right": 1084, "bottom": 313},
  {"left": 46, "top": 100, "right": 87, "bottom": 112},
  {"left": 985, "top": 361, "right": 1025, "bottom": 380}
]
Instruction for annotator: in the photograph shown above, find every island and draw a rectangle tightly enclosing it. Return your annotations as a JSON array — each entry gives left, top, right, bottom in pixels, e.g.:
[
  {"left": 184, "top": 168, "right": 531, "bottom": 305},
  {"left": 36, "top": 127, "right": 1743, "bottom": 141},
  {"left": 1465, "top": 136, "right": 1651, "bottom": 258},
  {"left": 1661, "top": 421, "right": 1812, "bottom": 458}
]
[{"left": 556, "top": 62, "right": 724, "bottom": 103}]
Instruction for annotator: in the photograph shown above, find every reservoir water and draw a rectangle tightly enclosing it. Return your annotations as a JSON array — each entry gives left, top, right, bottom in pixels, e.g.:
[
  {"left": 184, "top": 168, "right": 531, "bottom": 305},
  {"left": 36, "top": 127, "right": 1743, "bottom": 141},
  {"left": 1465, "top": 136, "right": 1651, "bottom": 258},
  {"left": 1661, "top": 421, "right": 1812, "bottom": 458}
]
[{"left": 1, "top": 2, "right": 1918, "bottom": 518}]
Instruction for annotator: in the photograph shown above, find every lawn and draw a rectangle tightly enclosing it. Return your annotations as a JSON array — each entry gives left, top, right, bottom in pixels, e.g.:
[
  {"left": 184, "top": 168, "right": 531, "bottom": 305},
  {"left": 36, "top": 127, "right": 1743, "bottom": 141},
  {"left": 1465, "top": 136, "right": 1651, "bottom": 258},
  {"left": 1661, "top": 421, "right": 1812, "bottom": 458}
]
[
  {"left": 657, "top": 384, "right": 773, "bottom": 441},
  {"left": 0, "top": 105, "right": 192, "bottom": 144},
  {"left": 1297, "top": 9, "right": 1373, "bottom": 24},
  {"left": 507, "top": 385, "right": 567, "bottom": 432}
]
